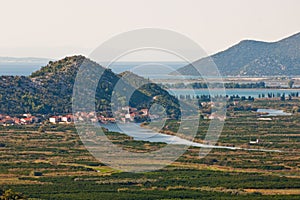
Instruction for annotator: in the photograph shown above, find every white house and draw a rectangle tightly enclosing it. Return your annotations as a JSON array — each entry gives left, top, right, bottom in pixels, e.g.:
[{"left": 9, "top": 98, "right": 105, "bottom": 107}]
[
  {"left": 49, "top": 116, "right": 61, "bottom": 124},
  {"left": 249, "top": 139, "right": 260, "bottom": 145}
]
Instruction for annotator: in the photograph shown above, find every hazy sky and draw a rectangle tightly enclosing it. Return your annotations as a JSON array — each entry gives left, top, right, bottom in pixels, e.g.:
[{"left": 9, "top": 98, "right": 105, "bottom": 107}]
[{"left": 0, "top": 0, "right": 299, "bottom": 59}]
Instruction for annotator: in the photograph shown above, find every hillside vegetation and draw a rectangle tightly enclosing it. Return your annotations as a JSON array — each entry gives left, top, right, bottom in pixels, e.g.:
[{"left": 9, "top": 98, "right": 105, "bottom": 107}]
[
  {"left": 0, "top": 56, "right": 180, "bottom": 117},
  {"left": 174, "top": 32, "right": 300, "bottom": 76}
]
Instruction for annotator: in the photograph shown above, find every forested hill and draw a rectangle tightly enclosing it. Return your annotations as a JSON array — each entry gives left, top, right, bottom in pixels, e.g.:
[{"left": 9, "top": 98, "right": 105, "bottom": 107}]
[
  {"left": 0, "top": 56, "right": 180, "bottom": 117},
  {"left": 173, "top": 32, "right": 300, "bottom": 76}
]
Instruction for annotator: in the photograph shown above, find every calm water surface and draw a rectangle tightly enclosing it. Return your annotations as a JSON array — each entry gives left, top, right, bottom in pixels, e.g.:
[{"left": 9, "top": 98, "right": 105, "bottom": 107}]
[
  {"left": 169, "top": 88, "right": 300, "bottom": 98},
  {"left": 100, "top": 123, "right": 282, "bottom": 153}
]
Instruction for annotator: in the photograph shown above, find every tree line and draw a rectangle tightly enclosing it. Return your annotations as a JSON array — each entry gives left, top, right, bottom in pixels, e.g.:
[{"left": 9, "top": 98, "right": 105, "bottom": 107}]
[{"left": 161, "top": 82, "right": 266, "bottom": 89}]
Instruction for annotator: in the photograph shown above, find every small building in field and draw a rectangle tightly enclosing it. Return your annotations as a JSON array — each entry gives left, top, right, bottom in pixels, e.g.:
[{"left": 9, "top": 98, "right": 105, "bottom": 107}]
[
  {"left": 249, "top": 139, "right": 260, "bottom": 145},
  {"left": 257, "top": 117, "right": 272, "bottom": 121}
]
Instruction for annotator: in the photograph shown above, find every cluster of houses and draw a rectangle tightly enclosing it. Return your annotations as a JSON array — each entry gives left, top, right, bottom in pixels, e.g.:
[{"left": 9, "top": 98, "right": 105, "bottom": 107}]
[
  {"left": 114, "top": 106, "right": 151, "bottom": 123},
  {"left": 0, "top": 105, "right": 225, "bottom": 126},
  {"left": 0, "top": 114, "right": 41, "bottom": 126},
  {"left": 48, "top": 107, "right": 157, "bottom": 124},
  {"left": 49, "top": 112, "right": 108, "bottom": 124},
  {"left": 49, "top": 114, "right": 76, "bottom": 124},
  {"left": 0, "top": 107, "right": 159, "bottom": 126}
]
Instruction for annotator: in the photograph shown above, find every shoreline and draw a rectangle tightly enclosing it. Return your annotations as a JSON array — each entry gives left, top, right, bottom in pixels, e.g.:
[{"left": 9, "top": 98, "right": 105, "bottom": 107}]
[{"left": 168, "top": 88, "right": 300, "bottom": 91}]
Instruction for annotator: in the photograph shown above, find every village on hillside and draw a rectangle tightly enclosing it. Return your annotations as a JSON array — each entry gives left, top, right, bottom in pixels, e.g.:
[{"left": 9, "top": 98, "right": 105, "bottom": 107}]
[
  {"left": 49, "top": 106, "right": 160, "bottom": 124},
  {"left": 0, "top": 106, "right": 159, "bottom": 126},
  {"left": 0, "top": 114, "right": 41, "bottom": 126}
]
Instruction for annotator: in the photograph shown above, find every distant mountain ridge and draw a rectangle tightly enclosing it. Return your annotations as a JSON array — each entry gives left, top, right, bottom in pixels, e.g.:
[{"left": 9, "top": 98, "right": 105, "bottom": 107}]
[{"left": 173, "top": 32, "right": 300, "bottom": 76}]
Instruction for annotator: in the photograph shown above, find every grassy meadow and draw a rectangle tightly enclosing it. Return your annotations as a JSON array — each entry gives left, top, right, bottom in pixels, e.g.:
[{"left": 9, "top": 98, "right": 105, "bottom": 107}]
[{"left": 0, "top": 99, "right": 299, "bottom": 199}]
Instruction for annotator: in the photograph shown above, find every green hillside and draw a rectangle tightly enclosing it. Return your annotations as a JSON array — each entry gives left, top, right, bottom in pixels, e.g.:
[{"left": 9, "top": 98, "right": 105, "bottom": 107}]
[
  {"left": 174, "top": 32, "right": 300, "bottom": 76},
  {"left": 0, "top": 56, "right": 180, "bottom": 118}
]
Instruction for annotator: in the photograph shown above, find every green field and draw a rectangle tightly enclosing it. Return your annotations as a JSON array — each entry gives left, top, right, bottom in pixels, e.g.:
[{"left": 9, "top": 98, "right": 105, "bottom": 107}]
[{"left": 0, "top": 99, "right": 299, "bottom": 199}]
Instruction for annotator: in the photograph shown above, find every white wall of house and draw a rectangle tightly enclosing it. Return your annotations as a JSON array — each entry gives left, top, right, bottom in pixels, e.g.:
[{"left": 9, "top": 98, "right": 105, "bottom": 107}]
[{"left": 49, "top": 118, "right": 57, "bottom": 124}]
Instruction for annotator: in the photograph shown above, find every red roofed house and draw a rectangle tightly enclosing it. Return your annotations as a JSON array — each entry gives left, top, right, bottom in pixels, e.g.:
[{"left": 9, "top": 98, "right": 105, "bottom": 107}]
[{"left": 21, "top": 117, "right": 33, "bottom": 125}]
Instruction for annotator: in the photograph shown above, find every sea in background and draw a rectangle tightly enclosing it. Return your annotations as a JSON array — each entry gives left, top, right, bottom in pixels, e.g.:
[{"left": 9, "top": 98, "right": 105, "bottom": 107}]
[
  {"left": 0, "top": 61, "right": 187, "bottom": 77},
  {"left": 1, "top": 61, "right": 299, "bottom": 98},
  {"left": 0, "top": 63, "right": 48, "bottom": 76}
]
